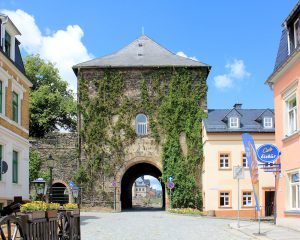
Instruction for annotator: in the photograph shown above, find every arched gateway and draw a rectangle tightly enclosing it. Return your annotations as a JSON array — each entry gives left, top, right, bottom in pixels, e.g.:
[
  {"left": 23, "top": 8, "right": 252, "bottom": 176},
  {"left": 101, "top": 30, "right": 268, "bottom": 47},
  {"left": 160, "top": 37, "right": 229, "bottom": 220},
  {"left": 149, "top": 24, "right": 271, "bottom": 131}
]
[{"left": 120, "top": 163, "right": 165, "bottom": 210}]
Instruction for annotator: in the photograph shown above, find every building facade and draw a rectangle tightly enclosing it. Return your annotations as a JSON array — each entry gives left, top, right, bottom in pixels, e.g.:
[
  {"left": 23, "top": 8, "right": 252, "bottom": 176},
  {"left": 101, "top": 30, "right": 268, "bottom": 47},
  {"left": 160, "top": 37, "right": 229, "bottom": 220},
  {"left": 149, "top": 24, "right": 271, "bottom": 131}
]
[
  {"left": 202, "top": 104, "right": 275, "bottom": 217},
  {"left": 0, "top": 14, "right": 32, "bottom": 208},
  {"left": 266, "top": 2, "right": 300, "bottom": 230}
]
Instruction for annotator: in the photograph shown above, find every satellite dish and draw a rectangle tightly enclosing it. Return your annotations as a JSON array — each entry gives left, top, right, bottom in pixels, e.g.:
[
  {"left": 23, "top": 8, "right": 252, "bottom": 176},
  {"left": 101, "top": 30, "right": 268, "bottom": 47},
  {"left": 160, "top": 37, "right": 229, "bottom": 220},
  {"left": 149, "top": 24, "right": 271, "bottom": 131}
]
[{"left": 0, "top": 161, "right": 8, "bottom": 174}]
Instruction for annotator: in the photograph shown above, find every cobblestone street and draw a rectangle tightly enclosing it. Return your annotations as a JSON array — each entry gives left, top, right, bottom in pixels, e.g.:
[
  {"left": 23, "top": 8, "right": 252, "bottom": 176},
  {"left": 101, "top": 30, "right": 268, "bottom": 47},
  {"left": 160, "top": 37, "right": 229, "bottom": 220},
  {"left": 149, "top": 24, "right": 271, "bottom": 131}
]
[{"left": 80, "top": 211, "right": 251, "bottom": 240}]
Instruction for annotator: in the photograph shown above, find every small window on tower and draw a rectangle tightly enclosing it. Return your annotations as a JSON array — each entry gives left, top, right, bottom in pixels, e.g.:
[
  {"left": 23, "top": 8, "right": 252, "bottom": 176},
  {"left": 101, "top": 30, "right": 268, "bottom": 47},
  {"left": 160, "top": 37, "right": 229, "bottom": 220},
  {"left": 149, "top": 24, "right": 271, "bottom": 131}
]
[{"left": 136, "top": 114, "right": 147, "bottom": 136}]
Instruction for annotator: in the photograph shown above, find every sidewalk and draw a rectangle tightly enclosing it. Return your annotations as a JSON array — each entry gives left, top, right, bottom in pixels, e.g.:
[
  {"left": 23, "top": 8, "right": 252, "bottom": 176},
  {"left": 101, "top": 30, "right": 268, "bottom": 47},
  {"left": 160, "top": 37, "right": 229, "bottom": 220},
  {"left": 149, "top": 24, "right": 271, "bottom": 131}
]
[{"left": 229, "top": 221, "right": 300, "bottom": 240}]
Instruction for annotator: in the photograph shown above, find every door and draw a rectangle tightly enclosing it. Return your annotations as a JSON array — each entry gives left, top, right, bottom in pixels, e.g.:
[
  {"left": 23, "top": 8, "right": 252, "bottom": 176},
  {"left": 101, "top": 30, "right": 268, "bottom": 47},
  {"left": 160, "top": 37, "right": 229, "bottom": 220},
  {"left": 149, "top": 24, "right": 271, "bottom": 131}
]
[{"left": 265, "top": 191, "right": 275, "bottom": 216}]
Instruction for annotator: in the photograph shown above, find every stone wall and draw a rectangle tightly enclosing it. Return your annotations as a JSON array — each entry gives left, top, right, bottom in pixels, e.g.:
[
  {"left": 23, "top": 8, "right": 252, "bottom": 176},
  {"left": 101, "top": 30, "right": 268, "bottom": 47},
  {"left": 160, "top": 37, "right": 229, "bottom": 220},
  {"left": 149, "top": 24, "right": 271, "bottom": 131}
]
[{"left": 30, "top": 132, "right": 78, "bottom": 192}]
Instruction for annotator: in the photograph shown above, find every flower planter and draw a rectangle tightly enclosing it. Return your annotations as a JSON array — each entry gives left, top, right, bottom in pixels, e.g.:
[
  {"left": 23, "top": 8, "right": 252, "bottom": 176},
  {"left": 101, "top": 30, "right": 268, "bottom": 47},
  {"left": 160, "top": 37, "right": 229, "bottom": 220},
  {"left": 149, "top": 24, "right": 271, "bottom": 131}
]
[
  {"left": 66, "top": 209, "right": 80, "bottom": 216},
  {"left": 46, "top": 210, "right": 58, "bottom": 219},
  {"left": 21, "top": 211, "right": 46, "bottom": 221}
]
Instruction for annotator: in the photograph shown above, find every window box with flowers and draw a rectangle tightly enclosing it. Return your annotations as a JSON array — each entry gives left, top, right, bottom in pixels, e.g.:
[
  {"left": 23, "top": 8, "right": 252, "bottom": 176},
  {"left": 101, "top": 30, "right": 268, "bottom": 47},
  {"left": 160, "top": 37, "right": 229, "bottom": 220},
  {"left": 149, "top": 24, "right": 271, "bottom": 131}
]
[
  {"left": 46, "top": 202, "right": 60, "bottom": 218},
  {"left": 60, "top": 203, "right": 80, "bottom": 216},
  {"left": 19, "top": 201, "right": 47, "bottom": 220}
]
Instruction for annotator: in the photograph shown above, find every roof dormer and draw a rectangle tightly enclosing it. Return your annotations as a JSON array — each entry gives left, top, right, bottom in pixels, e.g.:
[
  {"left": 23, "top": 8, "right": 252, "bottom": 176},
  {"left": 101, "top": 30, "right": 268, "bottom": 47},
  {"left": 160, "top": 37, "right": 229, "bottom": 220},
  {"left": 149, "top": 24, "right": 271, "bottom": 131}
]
[
  {"left": 0, "top": 14, "right": 21, "bottom": 62},
  {"left": 282, "top": 5, "right": 300, "bottom": 55},
  {"left": 255, "top": 109, "right": 274, "bottom": 129},
  {"left": 0, "top": 14, "right": 25, "bottom": 74},
  {"left": 222, "top": 104, "right": 243, "bottom": 129}
]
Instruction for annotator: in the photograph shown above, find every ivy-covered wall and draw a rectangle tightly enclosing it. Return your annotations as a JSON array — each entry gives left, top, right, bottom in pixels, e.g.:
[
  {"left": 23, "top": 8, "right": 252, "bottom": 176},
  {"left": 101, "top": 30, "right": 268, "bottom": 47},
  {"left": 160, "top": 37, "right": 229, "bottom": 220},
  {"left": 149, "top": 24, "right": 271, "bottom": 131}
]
[{"left": 77, "top": 67, "right": 209, "bottom": 209}]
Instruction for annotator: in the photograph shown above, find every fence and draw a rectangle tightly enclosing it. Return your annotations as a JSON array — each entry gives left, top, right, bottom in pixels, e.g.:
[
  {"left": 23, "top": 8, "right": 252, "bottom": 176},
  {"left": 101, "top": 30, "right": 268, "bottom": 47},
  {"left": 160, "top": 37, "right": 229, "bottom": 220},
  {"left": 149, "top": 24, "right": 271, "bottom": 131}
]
[{"left": 0, "top": 209, "right": 80, "bottom": 240}]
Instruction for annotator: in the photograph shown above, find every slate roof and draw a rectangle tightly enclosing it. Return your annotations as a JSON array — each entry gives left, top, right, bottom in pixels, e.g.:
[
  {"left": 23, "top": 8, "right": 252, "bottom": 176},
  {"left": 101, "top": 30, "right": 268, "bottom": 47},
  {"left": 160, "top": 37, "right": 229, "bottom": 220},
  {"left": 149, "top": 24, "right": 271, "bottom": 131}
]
[
  {"left": 273, "top": 29, "right": 289, "bottom": 72},
  {"left": 203, "top": 108, "right": 275, "bottom": 133},
  {"left": 73, "top": 35, "right": 210, "bottom": 70},
  {"left": 267, "top": 2, "right": 300, "bottom": 80}
]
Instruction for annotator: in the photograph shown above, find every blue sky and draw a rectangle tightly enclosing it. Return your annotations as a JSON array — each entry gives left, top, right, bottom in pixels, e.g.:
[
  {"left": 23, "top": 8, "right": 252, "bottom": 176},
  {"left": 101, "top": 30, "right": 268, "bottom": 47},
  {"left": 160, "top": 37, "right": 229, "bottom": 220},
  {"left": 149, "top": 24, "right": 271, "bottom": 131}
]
[{"left": 0, "top": 0, "right": 297, "bottom": 109}]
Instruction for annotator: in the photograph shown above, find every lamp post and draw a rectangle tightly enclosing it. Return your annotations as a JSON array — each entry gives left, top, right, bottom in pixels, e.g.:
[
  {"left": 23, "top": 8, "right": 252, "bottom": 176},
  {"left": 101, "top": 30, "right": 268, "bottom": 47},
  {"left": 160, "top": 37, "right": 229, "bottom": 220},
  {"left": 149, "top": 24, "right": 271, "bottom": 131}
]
[
  {"left": 47, "top": 154, "right": 55, "bottom": 202},
  {"left": 32, "top": 178, "right": 47, "bottom": 200},
  {"left": 71, "top": 186, "right": 79, "bottom": 204}
]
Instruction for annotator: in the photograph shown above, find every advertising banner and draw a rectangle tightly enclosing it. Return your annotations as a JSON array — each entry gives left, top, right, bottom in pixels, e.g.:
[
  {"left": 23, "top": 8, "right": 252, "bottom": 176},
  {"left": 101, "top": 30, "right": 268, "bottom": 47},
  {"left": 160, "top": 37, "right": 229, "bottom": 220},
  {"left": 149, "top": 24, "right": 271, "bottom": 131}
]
[{"left": 242, "top": 133, "right": 260, "bottom": 212}]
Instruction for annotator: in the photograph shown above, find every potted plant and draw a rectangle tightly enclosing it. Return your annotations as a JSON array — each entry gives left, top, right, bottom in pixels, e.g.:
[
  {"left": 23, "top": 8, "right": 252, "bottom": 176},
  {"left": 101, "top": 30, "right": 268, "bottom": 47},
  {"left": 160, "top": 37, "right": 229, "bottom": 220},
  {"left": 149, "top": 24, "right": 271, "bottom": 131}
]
[
  {"left": 46, "top": 202, "right": 60, "bottom": 218},
  {"left": 63, "top": 203, "right": 79, "bottom": 215},
  {"left": 20, "top": 201, "right": 47, "bottom": 220}
]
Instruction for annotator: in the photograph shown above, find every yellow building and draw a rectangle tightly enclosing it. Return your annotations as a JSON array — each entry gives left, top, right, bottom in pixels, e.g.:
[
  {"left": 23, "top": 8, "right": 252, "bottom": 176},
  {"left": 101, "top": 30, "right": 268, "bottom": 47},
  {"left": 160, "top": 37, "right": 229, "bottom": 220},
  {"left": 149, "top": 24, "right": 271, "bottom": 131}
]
[
  {"left": 202, "top": 104, "right": 275, "bottom": 217},
  {"left": 0, "top": 14, "right": 32, "bottom": 208}
]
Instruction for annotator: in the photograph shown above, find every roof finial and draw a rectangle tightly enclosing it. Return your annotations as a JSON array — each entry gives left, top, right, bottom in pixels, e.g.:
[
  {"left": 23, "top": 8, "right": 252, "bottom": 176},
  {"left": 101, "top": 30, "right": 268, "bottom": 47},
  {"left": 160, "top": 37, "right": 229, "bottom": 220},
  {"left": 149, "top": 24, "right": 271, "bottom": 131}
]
[{"left": 142, "top": 26, "right": 144, "bottom": 35}]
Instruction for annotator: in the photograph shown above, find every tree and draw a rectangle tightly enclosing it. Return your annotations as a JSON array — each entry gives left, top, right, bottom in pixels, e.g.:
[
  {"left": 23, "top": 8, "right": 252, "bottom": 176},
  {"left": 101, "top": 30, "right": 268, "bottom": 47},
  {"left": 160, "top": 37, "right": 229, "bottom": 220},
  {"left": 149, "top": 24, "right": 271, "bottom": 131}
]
[{"left": 24, "top": 54, "right": 77, "bottom": 137}]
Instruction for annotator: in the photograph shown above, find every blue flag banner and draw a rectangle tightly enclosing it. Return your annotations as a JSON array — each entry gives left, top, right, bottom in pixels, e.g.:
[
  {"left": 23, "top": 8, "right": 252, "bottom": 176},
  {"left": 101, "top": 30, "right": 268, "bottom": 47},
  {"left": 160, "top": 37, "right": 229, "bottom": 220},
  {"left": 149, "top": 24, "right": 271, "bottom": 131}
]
[{"left": 242, "top": 133, "right": 260, "bottom": 212}]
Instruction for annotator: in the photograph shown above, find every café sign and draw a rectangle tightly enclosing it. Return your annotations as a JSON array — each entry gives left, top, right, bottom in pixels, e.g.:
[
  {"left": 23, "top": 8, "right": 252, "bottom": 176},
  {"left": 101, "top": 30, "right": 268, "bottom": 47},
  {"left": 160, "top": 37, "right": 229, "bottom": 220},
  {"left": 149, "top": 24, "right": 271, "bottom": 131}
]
[{"left": 256, "top": 144, "right": 280, "bottom": 163}]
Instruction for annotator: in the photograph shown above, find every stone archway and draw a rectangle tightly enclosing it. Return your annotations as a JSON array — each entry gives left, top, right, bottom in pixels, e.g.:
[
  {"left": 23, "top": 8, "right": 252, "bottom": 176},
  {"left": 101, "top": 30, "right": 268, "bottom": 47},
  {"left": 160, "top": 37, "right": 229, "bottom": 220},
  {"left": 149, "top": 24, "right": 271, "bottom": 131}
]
[
  {"left": 120, "top": 162, "right": 165, "bottom": 210},
  {"left": 51, "top": 181, "right": 69, "bottom": 204}
]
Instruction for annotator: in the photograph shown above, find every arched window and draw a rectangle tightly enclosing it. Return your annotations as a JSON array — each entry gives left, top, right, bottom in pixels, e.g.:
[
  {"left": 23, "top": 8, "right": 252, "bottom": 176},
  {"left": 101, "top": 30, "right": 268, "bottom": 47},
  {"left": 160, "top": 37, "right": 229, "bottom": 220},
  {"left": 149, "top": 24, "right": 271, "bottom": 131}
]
[{"left": 136, "top": 114, "right": 147, "bottom": 135}]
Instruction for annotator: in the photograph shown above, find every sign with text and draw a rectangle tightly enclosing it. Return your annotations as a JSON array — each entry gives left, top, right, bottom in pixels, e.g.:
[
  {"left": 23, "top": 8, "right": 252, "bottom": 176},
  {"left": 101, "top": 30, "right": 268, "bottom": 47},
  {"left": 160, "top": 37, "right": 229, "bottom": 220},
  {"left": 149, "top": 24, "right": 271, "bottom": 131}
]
[{"left": 256, "top": 144, "right": 280, "bottom": 163}]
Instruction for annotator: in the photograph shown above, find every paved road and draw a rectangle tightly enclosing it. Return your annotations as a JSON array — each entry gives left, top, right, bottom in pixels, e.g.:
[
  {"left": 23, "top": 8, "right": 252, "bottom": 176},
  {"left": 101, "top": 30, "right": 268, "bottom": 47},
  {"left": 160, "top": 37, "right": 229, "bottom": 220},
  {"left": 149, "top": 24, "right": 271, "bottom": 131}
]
[{"left": 80, "top": 210, "right": 251, "bottom": 240}]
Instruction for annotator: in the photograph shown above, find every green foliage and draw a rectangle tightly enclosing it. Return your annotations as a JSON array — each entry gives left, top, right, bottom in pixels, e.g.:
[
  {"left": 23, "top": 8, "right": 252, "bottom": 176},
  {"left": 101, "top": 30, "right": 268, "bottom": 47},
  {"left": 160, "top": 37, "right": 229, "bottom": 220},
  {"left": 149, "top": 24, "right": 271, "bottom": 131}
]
[
  {"left": 29, "top": 150, "right": 41, "bottom": 183},
  {"left": 74, "top": 165, "right": 90, "bottom": 184},
  {"left": 78, "top": 67, "right": 208, "bottom": 208},
  {"left": 146, "top": 68, "right": 207, "bottom": 209},
  {"left": 24, "top": 54, "right": 77, "bottom": 137}
]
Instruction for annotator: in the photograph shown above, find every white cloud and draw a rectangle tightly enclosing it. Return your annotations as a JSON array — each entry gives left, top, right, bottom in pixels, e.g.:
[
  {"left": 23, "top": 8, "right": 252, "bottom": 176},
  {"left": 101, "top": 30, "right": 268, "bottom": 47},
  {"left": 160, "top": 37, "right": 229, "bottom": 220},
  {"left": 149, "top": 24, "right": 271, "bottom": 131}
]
[
  {"left": 176, "top": 51, "right": 198, "bottom": 61},
  {"left": 2, "top": 9, "right": 93, "bottom": 92},
  {"left": 226, "top": 59, "right": 250, "bottom": 79},
  {"left": 214, "top": 59, "right": 250, "bottom": 90},
  {"left": 214, "top": 75, "right": 233, "bottom": 89}
]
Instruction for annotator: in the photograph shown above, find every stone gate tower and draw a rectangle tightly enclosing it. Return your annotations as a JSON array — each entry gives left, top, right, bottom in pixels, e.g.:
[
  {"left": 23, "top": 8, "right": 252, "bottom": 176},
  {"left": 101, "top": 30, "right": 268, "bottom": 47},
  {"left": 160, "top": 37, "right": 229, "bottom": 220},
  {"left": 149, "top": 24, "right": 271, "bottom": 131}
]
[{"left": 73, "top": 35, "right": 210, "bottom": 210}]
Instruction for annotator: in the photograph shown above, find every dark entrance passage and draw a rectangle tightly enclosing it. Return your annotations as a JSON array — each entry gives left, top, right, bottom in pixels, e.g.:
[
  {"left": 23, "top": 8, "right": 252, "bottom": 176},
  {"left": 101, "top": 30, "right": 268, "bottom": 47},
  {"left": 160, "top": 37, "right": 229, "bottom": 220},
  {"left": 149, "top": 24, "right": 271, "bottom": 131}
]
[
  {"left": 265, "top": 191, "right": 275, "bottom": 216},
  {"left": 52, "top": 182, "right": 69, "bottom": 204},
  {"left": 121, "top": 163, "right": 165, "bottom": 210}
]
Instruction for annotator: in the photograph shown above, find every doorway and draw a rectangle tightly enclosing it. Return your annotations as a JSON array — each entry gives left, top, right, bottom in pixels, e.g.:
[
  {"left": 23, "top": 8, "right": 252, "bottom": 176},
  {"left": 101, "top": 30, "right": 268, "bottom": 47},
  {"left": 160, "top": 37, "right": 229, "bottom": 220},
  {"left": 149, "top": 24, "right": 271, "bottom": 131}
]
[{"left": 265, "top": 191, "right": 275, "bottom": 216}]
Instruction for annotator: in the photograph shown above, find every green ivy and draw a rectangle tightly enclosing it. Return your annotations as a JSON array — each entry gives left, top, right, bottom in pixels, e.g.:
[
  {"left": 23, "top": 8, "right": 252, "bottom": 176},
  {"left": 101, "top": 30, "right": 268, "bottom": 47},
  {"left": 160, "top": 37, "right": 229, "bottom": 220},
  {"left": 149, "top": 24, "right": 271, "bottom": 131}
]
[
  {"left": 78, "top": 67, "right": 208, "bottom": 209},
  {"left": 29, "top": 150, "right": 41, "bottom": 183}
]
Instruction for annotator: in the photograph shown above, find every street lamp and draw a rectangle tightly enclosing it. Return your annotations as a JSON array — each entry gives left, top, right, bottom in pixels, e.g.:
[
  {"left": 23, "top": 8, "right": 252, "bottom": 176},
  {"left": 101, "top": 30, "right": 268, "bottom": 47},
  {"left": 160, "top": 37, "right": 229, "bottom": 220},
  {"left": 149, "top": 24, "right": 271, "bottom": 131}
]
[
  {"left": 71, "top": 186, "right": 79, "bottom": 204},
  {"left": 32, "top": 178, "right": 47, "bottom": 200},
  {"left": 47, "top": 154, "right": 55, "bottom": 202}
]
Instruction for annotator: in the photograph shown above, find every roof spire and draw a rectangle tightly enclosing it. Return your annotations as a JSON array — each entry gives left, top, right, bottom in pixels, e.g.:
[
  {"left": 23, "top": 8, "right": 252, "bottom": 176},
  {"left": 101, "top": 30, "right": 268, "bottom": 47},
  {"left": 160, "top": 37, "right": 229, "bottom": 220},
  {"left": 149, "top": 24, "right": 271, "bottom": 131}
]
[{"left": 142, "top": 26, "right": 145, "bottom": 35}]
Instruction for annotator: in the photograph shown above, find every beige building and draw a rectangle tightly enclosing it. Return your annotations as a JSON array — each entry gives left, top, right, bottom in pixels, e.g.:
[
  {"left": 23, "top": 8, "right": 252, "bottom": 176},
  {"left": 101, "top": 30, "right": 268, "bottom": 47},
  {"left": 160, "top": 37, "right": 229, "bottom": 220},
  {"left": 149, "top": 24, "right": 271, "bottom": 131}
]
[
  {"left": 0, "top": 14, "right": 32, "bottom": 208},
  {"left": 202, "top": 104, "right": 275, "bottom": 217}
]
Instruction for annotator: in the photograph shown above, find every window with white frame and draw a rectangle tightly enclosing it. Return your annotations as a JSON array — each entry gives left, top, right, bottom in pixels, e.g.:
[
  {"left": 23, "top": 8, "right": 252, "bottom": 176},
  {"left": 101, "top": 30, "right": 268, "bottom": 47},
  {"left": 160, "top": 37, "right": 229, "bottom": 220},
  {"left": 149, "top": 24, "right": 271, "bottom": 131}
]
[
  {"left": 12, "top": 150, "right": 18, "bottom": 184},
  {"left": 12, "top": 91, "right": 19, "bottom": 123},
  {"left": 220, "top": 192, "right": 230, "bottom": 207},
  {"left": 219, "top": 153, "right": 230, "bottom": 169},
  {"left": 136, "top": 114, "right": 147, "bottom": 136},
  {"left": 286, "top": 95, "right": 297, "bottom": 136},
  {"left": 242, "top": 192, "right": 252, "bottom": 206},
  {"left": 229, "top": 117, "right": 239, "bottom": 128},
  {"left": 4, "top": 31, "right": 11, "bottom": 58},
  {"left": 294, "top": 18, "right": 300, "bottom": 49},
  {"left": 264, "top": 117, "right": 273, "bottom": 128},
  {"left": 289, "top": 172, "right": 299, "bottom": 210},
  {"left": 242, "top": 153, "right": 248, "bottom": 168}
]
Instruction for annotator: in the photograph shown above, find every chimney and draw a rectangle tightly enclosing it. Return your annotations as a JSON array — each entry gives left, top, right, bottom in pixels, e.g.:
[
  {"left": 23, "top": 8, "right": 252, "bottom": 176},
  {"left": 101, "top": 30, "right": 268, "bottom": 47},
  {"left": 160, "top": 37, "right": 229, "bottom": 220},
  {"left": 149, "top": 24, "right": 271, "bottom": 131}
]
[{"left": 233, "top": 103, "right": 242, "bottom": 109}]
